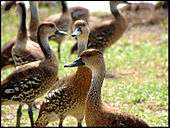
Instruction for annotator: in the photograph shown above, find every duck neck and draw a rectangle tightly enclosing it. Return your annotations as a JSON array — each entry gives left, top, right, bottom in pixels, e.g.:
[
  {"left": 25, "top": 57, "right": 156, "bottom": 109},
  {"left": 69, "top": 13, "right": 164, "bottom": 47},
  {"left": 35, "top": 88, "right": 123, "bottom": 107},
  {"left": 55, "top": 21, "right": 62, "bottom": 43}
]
[
  {"left": 77, "top": 37, "right": 89, "bottom": 56},
  {"left": 110, "top": 2, "right": 121, "bottom": 18},
  {"left": 76, "top": 34, "right": 91, "bottom": 92},
  {"left": 37, "top": 31, "right": 53, "bottom": 60},
  {"left": 86, "top": 62, "right": 105, "bottom": 107},
  {"left": 61, "top": 1, "right": 68, "bottom": 14},
  {"left": 29, "top": 1, "right": 39, "bottom": 35},
  {"left": 17, "top": 3, "right": 27, "bottom": 42}
]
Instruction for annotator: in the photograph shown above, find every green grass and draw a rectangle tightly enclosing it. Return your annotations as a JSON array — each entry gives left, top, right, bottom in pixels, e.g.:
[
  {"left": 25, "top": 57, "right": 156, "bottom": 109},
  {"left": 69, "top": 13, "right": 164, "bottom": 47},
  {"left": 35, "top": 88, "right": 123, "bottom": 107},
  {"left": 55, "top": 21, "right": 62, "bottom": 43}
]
[{"left": 1, "top": 5, "right": 168, "bottom": 127}]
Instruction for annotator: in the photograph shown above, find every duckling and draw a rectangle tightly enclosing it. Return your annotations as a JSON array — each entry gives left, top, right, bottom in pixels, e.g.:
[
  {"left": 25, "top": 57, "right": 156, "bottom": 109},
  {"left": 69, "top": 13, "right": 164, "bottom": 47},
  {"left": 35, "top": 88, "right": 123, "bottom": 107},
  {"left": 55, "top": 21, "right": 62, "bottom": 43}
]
[
  {"left": 35, "top": 20, "right": 92, "bottom": 127},
  {"left": 44, "top": 1, "right": 71, "bottom": 60},
  {"left": 64, "top": 49, "right": 149, "bottom": 127},
  {"left": 70, "top": 1, "right": 129, "bottom": 54},
  {"left": 1, "top": 1, "right": 41, "bottom": 69},
  {"left": 1, "top": 22, "right": 67, "bottom": 127}
]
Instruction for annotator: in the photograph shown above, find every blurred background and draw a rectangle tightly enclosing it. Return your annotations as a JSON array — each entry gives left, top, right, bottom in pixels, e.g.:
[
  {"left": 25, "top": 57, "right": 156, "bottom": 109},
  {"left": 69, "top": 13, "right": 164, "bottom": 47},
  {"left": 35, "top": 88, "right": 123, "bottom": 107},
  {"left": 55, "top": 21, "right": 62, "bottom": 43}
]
[{"left": 1, "top": 1, "right": 168, "bottom": 127}]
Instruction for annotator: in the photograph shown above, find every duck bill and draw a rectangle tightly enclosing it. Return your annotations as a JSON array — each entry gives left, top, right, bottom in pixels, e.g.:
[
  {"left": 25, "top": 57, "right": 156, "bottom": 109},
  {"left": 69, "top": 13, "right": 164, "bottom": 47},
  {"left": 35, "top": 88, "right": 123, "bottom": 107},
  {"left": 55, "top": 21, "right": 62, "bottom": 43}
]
[
  {"left": 64, "top": 58, "right": 85, "bottom": 68},
  {"left": 71, "top": 28, "right": 81, "bottom": 37},
  {"left": 55, "top": 30, "right": 68, "bottom": 36}
]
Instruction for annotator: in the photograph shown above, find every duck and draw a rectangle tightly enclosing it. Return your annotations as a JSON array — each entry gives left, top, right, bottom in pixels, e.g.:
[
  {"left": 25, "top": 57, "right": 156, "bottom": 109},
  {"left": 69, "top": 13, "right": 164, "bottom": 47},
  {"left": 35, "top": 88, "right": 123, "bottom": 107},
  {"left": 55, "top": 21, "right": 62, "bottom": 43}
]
[
  {"left": 35, "top": 20, "right": 92, "bottom": 127},
  {"left": 11, "top": 2, "right": 43, "bottom": 67},
  {"left": 64, "top": 49, "right": 149, "bottom": 127},
  {"left": 70, "top": 1, "right": 129, "bottom": 54},
  {"left": 1, "top": 20, "right": 67, "bottom": 127},
  {"left": 69, "top": 6, "right": 89, "bottom": 32},
  {"left": 1, "top": 1, "right": 41, "bottom": 69},
  {"left": 1, "top": 2, "right": 43, "bottom": 126},
  {"left": 120, "top": 1, "right": 168, "bottom": 26},
  {"left": 44, "top": 1, "right": 90, "bottom": 59},
  {"left": 44, "top": 1, "right": 71, "bottom": 60}
]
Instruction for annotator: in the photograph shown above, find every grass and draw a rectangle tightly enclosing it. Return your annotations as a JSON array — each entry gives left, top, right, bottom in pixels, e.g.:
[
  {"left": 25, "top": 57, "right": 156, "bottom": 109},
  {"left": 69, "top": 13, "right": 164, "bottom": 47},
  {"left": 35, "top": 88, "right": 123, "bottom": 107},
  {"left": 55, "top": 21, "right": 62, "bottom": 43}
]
[{"left": 1, "top": 4, "right": 168, "bottom": 127}]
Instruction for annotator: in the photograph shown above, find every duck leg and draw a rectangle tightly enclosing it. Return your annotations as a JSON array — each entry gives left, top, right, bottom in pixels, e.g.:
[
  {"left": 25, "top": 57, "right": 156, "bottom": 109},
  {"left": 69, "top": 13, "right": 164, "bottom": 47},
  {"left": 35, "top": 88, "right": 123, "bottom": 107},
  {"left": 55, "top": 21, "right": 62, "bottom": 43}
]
[
  {"left": 59, "top": 120, "right": 63, "bottom": 127},
  {"left": 28, "top": 105, "right": 34, "bottom": 127},
  {"left": 59, "top": 115, "right": 66, "bottom": 127},
  {"left": 78, "top": 122, "right": 82, "bottom": 127},
  {"left": 16, "top": 104, "right": 22, "bottom": 127},
  {"left": 58, "top": 42, "right": 61, "bottom": 60},
  {"left": 77, "top": 116, "right": 84, "bottom": 127}
]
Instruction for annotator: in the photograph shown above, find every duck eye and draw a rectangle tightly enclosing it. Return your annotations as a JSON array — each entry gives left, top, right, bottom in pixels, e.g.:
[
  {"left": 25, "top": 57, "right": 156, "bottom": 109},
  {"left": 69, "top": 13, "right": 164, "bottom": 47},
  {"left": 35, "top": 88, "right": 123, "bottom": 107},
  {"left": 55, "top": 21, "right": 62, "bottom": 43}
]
[{"left": 77, "top": 27, "right": 81, "bottom": 31}]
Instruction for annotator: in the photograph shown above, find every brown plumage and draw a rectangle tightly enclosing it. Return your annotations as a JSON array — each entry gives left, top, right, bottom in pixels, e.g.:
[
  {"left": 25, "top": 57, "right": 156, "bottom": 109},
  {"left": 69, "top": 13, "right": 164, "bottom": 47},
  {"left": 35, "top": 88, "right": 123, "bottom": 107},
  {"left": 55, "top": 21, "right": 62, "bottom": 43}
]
[
  {"left": 2, "top": 3, "right": 43, "bottom": 126},
  {"left": 44, "top": 2, "right": 90, "bottom": 59},
  {"left": 1, "top": 39, "right": 15, "bottom": 69},
  {"left": 28, "top": 1, "right": 40, "bottom": 42},
  {"left": 120, "top": 1, "right": 168, "bottom": 27},
  {"left": 65, "top": 49, "right": 149, "bottom": 127},
  {"left": 35, "top": 20, "right": 91, "bottom": 127},
  {"left": 70, "top": 6, "right": 89, "bottom": 22},
  {"left": 1, "top": 22, "right": 67, "bottom": 127},
  {"left": 1, "top": 1, "right": 41, "bottom": 69},
  {"left": 69, "top": 6, "right": 89, "bottom": 32},
  {"left": 44, "top": 1, "right": 71, "bottom": 59},
  {"left": 12, "top": 2, "right": 43, "bottom": 67},
  {"left": 70, "top": 1, "right": 128, "bottom": 54}
]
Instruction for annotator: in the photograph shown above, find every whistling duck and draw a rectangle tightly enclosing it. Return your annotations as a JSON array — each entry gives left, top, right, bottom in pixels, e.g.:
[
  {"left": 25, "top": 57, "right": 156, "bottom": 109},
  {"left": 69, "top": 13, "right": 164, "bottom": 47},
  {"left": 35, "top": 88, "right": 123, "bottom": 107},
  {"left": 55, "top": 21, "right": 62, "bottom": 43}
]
[
  {"left": 44, "top": 1, "right": 71, "bottom": 60},
  {"left": 1, "top": 1, "right": 41, "bottom": 69},
  {"left": 64, "top": 49, "right": 149, "bottom": 127},
  {"left": 1, "top": 21, "right": 67, "bottom": 127},
  {"left": 70, "top": 1, "right": 129, "bottom": 54},
  {"left": 1, "top": 2, "right": 43, "bottom": 126},
  {"left": 11, "top": 2, "right": 43, "bottom": 67},
  {"left": 35, "top": 20, "right": 91, "bottom": 127},
  {"left": 120, "top": 1, "right": 168, "bottom": 26},
  {"left": 44, "top": 1, "right": 91, "bottom": 59}
]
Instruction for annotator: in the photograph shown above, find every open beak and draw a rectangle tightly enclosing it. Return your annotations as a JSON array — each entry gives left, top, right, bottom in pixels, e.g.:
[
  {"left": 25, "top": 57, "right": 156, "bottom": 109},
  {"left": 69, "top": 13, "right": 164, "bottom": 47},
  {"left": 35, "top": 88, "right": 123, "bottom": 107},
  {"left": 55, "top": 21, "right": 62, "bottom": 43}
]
[
  {"left": 55, "top": 30, "right": 68, "bottom": 36},
  {"left": 71, "top": 28, "right": 81, "bottom": 37},
  {"left": 64, "top": 58, "right": 85, "bottom": 68}
]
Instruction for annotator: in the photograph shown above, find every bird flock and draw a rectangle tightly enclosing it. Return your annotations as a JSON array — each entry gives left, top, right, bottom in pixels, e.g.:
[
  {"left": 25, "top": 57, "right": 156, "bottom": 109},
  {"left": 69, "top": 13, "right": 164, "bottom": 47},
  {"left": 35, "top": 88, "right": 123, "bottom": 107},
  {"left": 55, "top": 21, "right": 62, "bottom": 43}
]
[{"left": 1, "top": 1, "right": 152, "bottom": 127}]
